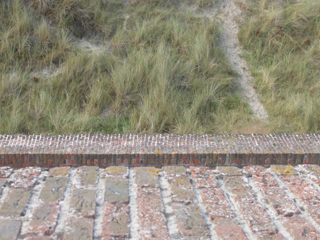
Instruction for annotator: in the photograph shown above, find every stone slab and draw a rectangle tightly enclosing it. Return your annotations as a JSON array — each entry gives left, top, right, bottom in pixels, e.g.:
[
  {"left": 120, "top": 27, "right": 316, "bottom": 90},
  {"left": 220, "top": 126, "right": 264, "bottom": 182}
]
[
  {"left": 171, "top": 203, "right": 210, "bottom": 238},
  {"left": 63, "top": 217, "right": 94, "bottom": 240},
  {"left": 39, "top": 177, "right": 68, "bottom": 203},
  {"left": 69, "top": 188, "right": 96, "bottom": 218},
  {"left": 0, "top": 220, "right": 22, "bottom": 240},
  {"left": 105, "top": 179, "right": 129, "bottom": 204},
  {"left": 135, "top": 167, "right": 160, "bottom": 187},
  {"left": 0, "top": 189, "right": 32, "bottom": 217}
]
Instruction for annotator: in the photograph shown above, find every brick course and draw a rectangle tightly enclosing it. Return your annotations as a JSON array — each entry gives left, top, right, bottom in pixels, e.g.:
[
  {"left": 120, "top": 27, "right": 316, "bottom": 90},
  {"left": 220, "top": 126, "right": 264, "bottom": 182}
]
[{"left": 0, "top": 134, "right": 319, "bottom": 168}]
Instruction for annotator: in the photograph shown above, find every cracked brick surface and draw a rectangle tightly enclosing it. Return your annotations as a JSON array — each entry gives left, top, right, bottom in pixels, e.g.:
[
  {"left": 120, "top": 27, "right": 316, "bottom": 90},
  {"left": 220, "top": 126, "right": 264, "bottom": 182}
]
[{"left": 0, "top": 165, "right": 318, "bottom": 239}]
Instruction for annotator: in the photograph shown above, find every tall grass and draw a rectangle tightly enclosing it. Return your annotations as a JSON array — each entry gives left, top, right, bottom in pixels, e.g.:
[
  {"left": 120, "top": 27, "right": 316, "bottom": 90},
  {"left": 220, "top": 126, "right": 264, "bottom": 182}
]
[
  {"left": 238, "top": 0, "right": 320, "bottom": 133},
  {"left": 0, "top": 0, "right": 255, "bottom": 134}
]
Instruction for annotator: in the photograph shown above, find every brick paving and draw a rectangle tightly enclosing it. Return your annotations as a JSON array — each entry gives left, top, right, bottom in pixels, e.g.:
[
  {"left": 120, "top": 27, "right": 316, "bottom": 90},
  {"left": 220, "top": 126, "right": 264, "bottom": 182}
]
[{"left": 0, "top": 165, "right": 320, "bottom": 239}]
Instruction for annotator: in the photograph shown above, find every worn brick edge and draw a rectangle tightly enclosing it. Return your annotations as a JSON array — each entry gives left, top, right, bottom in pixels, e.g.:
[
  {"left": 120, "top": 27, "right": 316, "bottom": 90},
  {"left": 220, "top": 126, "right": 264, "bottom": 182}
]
[{"left": 0, "top": 134, "right": 319, "bottom": 168}]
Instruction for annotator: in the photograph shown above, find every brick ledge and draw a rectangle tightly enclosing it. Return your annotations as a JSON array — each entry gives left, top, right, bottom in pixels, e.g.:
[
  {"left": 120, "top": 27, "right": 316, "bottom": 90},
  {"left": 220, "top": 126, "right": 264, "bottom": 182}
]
[{"left": 0, "top": 134, "right": 319, "bottom": 168}]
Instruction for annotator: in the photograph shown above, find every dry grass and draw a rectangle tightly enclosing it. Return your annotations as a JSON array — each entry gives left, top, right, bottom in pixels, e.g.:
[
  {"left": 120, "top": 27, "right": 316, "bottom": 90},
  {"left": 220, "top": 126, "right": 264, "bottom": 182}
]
[
  {"left": 238, "top": 0, "right": 320, "bottom": 133},
  {"left": 0, "top": 0, "right": 257, "bottom": 134}
]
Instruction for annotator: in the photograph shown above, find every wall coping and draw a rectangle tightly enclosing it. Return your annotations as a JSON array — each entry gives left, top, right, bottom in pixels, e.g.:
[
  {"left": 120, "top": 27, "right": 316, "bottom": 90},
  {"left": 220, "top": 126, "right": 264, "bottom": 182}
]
[{"left": 0, "top": 134, "right": 319, "bottom": 168}]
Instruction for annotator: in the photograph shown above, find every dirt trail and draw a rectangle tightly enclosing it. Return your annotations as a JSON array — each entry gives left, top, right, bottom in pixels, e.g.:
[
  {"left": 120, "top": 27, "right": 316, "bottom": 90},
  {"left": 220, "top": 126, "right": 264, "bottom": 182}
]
[{"left": 219, "top": 0, "right": 269, "bottom": 121}]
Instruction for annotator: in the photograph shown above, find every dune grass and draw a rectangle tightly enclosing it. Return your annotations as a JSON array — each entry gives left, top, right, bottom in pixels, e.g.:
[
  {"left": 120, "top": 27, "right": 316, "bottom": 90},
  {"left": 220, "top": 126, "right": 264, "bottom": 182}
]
[
  {"left": 238, "top": 0, "right": 320, "bottom": 133},
  {"left": 0, "top": 0, "right": 256, "bottom": 134}
]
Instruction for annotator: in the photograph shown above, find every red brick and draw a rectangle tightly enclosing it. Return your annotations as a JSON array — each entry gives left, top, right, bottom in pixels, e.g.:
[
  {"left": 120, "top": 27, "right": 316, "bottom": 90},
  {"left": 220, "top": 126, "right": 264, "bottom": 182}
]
[
  {"left": 200, "top": 187, "right": 236, "bottom": 223},
  {"left": 304, "top": 200, "right": 320, "bottom": 226},
  {"left": 137, "top": 187, "right": 170, "bottom": 240},
  {"left": 300, "top": 165, "right": 320, "bottom": 186},
  {"left": 190, "top": 166, "right": 219, "bottom": 188},
  {"left": 102, "top": 203, "right": 129, "bottom": 239},
  {"left": 223, "top": 176, "right": 279, "bottom": 236},
  {"left": 27, "top": 203, "right": 60, "bottom": 236},
  {"left": 214, "top": 223, "right": 247, "bottom": 240},
  {"left": 282, "top": 215, "right": 320, "bottom": 239},
  {"left": 281, "top": 176, "right": 320, "bottom": 201},
  {"left": 245, "top": 166, "right": 300, "bottom": 216}
]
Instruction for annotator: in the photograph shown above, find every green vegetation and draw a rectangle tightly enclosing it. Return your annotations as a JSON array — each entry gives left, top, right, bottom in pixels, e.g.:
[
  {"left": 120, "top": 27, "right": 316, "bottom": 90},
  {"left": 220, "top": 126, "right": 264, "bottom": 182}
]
[
  {"left": 0, "top": 0, "right": 255, "bottom": 134},
  {"left": 238, "top": 0, "right": 320, "bottom": 133}
]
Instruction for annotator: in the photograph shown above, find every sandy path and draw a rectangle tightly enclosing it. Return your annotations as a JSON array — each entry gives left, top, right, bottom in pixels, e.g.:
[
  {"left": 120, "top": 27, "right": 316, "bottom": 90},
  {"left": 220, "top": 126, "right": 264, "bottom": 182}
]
[{"left": 219, "top": 0, "right": 269, "bottom": 121}]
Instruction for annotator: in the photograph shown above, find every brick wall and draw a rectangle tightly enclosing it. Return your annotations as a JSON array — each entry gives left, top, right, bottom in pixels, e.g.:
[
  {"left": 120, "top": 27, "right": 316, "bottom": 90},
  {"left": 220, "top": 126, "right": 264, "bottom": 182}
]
[{"left": 0, "top": 134, "right": 319, "bottom": 168}]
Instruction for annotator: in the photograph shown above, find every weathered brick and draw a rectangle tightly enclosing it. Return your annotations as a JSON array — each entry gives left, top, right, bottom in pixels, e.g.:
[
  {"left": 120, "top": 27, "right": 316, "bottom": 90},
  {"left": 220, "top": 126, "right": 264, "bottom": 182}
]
[
  {"left": 0, "top": 220, "right": 22, "bottom": 240},
  {"left": 75, "top": 166, "right": 99, "bottom": 188},
  {"left": 0, "top": 166, "right": 13, "bottom": 178},
  {"left": 163, "top": 167, "right": 194, "bottom": 203},
  {"left": 224, "top": 176, "right": 251, "bottom": 198},
  {"left": 104, "top": 166, "right": 128, "bottom": 178},
  {"left": 135, "top": 167, "right": 160, "bottom": 187},
  {"left": 25, "top": 236, "right": 54, "bottom": 240},
  {"left": 223, "top": 176, "right": 279, "bottom": 236},
  {"left": 300, "top": 165, "right": 320, "bottom": 186},
  {"left": 282, "top": 215, "right": 320, "bottom": 239},
  {"left": 102, "top": 203, "right": 129, "bottom": 239},
  {"left": 200, "top": 187, "right": 236, "bottom": 224},
  {"left": 172, "top": 203, "right": 210, "bottom": 238},
  {"left": 105, "top": 179, "right": 129, "bottom": 204},
  {"left": 163, "top": 166, "right": 187, "bottom": 177},
  {"left": 137, "top": 187, "right": 170, "bottom": 240},
  {"left": 0, "top": 179, "right": 7, "bottom": 192},
  {"left": 48, "top": 167, "right": 70, "bottom": 177},
  {"left": 218, "top": 166, "right": 243, "bottom": 176},
  {"left": 63, "top": 217, "right": 94, "bottom": 240},
  {"left": 12, "top": 167, "right": 41, "bottom": 188},
  {"left": 245, "top": 166, "right": 300, "bottom": 216},
  {"left": 303, "top": 200, "right": 320, "bottom": 226},
  {"left": 39, "top": 177, "right": 68, "bottom": 203},
  {"left": 285, "top": 176, "right": 320, "bottom": 201},
  {"left": 0, "top": 189, "right": 32, "bottom": 217},
  {"left": 189, "top": 166, "right": 219, "bottom": 188},
  {"left": 168, "top": 175, "right": 195, "bottom": 203},
  {"left": 27, "top": 203, "right": 60, "bottom": 236},
  {"left": 69, "top": 189, "right": 96, "bottom": 218},
  {"left": 272, "top": 165, "right": 299, "bottom": 176},
  {"left": 214, "top": 223, "right": 247, "bottom": 240}
]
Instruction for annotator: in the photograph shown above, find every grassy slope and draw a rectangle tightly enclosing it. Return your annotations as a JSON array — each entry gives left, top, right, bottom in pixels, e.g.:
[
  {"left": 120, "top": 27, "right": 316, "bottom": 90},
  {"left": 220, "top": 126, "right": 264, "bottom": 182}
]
[
  {"left": 0, "top": 0, "right": 255, "bottom": 134},
  {"left": 238, "top": 0, "right": 320, "bottom": 133}
]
